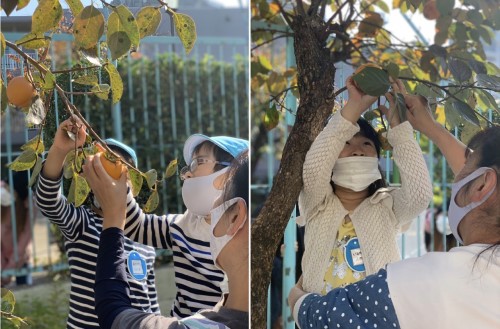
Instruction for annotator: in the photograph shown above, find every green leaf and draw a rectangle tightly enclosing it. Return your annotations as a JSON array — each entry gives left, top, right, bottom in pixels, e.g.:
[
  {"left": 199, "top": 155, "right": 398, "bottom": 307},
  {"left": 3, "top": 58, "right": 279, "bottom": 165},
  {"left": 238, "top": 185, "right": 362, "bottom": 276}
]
[
  {"left": 15, "top": 32, "right": 50, "bottom": 49},
  {"left": 352, "top": 66, "right": 391, "bottom": 96},
  {"left": 1, "top": 288, "right": 16, "bottom": 313},
  {"left": 136, "top": 6, "right": 162, "bottom": 39},
  {"left": 144, "top": 169, "right": 157, "bottom": 189},
  {"left": 17, "top": 0, "right": 30, "bottom": 10},
  {"left": 73, "top": 75, "right": 98, "bottom": 86},
  {"left": 104, "top": 63, "right": 123, "bottom": 104},
  {"left": 65, "top": 0, "right": 83, "bottom": 17},
  {"left": 107, "top": 5, "right": 140, "bottom": 60},
  {"left": 73, "top": 5, "right": 105, "bottom": 50},
  {"left": 477, "top": 25, "right": 494, "bottom": 45},
  {"left": 63, "top": 155, "right": 76, "bottom": 179},
  {"left": 436, "top": 0, "right": 454, "bottom": 16},
  {"left": 385, "top": 62, "right": 399, "bottom": 79},
  {"left": 172, "top": 12, "right": 197, "bottom": 55},
  {"left": 448, "top": 58, "right": 472, "bottom": 82},
  {"left": 164, "top": 159, "right": 177, "bottom": 179},
  {"left": 415, "top": 83, "right": 444, "bottom": 98},
  {"left": 143, "top": 189, "right": 159, "bottom": 213},
  {"left": 475, "top": 89, "right": 500, "bottom": 114},
  {"left": 20, "top": 135, "right": 44, "bottom": 154},
  {"left": 115, "top": 5, "right": 140, "bottom": 47},
  {"left": 452, "top": 100, "right": 479, "bottom": 126},
  {"left": 1, "top": 0, "right": 18, "bottom": 16},
  {"left": 91, "top": 84, "right": 110, "bottom": 100},
  {"left": 42, "top": 71, "right": 56, "bottom": 89},
  {"left": 129, "top": 168, "right": 143, "bottom": 197},
  {"left": 467, "top": 59, "right": 487, "bottom": 75},
  {"left": 7, "top": 149, "right": 37, "bottom": 171},
  {"left": 1, "top": 80, "right": 8, "bottom": 114},
  {"left": 32, "top": 0, "right": 63, "bottom": 34},
  {"left": 68, "top": 173, "right": 90, "bottom": 207},
  {"left": 28, "top": 156, "right": 43, "bottom": 187},
  {"left": 375, "top": 0, "right": 390, "bottom": 13},
  {"left": 263, "top": 104, "right": 280, "bottom": 131},
  {"left": 1, "top": 33, "right": 6, "bottom": 57},
  {"left": 444, "top": 100, "right": 461, "bottom": 129},
  {"left": 428, "top": 44, "right": 447, "bottom": 58},
  {"left": 476, "top": 74, "right": 500, "bottom": 90}
]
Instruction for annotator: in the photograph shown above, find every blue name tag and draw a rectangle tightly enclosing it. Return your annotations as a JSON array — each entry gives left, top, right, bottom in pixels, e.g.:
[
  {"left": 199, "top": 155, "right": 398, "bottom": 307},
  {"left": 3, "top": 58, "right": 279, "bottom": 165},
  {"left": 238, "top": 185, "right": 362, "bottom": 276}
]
[
  {"left": 344, "top": 237, "right": 365, "bottom": 273},
  {"left": 127, "top": 251, "right": 147, "bottom": 281}
]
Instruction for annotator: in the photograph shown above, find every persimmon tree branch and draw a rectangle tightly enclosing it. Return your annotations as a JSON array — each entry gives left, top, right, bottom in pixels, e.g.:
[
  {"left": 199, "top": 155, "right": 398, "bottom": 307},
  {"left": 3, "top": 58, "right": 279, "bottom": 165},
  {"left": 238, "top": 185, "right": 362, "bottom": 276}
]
[{"left": 5, "top": 40, "right": 138, "bottom": 169}]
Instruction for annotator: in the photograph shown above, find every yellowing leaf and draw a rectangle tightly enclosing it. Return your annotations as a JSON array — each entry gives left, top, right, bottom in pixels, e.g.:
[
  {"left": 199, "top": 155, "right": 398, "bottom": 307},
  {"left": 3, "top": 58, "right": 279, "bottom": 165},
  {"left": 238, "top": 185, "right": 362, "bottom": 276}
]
[
  {"left": 143, "top": 189, "right": 159, "bottom": 213},
  {"left": 17, "top": 0, "right": 31, "bottom": 10},
  {"left": 461, "top": 122, "right": 480, "bottom": 145},
  {"left": 42, "top": 71, "right": 56, "bottom": 90},
  {"left": 164, "top": 159, "right": 177, "bottom": 179},
  {"left": 1, "top": 79, "right": 8, "bottom": 114},
  {"left": 16, "top": 32, "right": 50, "bottom": 49},
  {"left": 1, "top": 288, "right": 16, "bottom": 313},
  {"left": 65, "top": 0, "right": 83, "bottom": 17},
  {"left": 144, "top": 169, "right": 157, "bottom": 189},
  {"left": 107, "top": 5, "right": 140, "bottom": 60},
  {"left": 129, "top": 168, "right": 143, "bottom": 197},
  {"left": 104, "top": 63, "right": 123, "bottom": 104},
  {"left": 8, "top": 149, "right": 37, "bottom": 171},
  {"left": 32, "top": 0, "right": 63, "bottom": 34},
  {"left": 435, "top": 105, "right": 446, "bottom": 126},
  {"left": 91, "top": 84, "right": 110, "bottom": 100},
  {"left": 1, "top": 33, "right": 6, "bottom": 57},
  {"left": 172, "top": 12, "right": 197, "bottom": 55},
  {"left": 21, "top": 135, "right": 44, "bottom": 154},
  {"left": 73, "top": 75, "right": 98, "bottom": 86},
  {"left": 136, "top": 6, "right": 162, "bottom": 39},
  {"left": 68, "top": 173, "right": 90, "bottom": 207},
  {"left": 28, "top": 156, "right": 43, "bottom": 187},
  {"left": 73, "top": 5, "right": 105, "bottom": 50},
  {"left": 263, "top": 105, "right": 280, "bottom": 131}
]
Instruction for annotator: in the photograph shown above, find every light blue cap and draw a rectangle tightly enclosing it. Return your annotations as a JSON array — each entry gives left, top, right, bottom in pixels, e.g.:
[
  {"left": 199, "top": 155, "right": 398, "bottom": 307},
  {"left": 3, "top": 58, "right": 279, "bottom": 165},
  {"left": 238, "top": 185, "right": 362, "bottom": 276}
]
[
  {"left": 183, "top": 134, "right": 249, "bottom": 164},
  {"left": 104, "top": 138, "right": 138, "bottom": 167}
]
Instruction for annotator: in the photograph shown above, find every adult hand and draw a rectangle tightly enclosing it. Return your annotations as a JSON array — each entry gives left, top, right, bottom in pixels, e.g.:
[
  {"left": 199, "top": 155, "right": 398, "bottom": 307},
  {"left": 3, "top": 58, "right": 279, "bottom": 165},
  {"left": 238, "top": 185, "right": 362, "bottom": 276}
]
[
  {"left": 52, "top": 115, "right": 87, "bottom": 154},
  {"left": 288, "top": 276, "right": 306, "bottom": 314},
  {"left": 81, "top": 153, "right": 128, "bottom": 230},
  {"left": 341, "top": 76, "right": 378, "bottom": 124},
  {"left": 404, "top": 93, "right": 438, "bottom": 136},
  {"left": 380, "top": 78, "right": 404, "bottom": 128}
]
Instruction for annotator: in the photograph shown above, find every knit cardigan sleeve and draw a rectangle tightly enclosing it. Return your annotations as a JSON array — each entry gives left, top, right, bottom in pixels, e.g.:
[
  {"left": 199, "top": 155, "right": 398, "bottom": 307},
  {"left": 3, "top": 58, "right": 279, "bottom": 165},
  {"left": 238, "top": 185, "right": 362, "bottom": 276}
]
[
  {"left": 385, "top": 121, "right": 433, "bottom": 227},
  {"left": 300, "top": 111, "right": 359, "bottom": 222}
]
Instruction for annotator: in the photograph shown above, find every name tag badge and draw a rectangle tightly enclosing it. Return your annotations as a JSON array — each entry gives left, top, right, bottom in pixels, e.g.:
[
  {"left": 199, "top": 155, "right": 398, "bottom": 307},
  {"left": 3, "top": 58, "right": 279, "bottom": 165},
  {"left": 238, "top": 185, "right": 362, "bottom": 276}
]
[
  {"left": 127, "top": 251, "right": 147, "bottom": 281},
  {"left": 344, "top": 238, "right": 365, "bottom": 273}
]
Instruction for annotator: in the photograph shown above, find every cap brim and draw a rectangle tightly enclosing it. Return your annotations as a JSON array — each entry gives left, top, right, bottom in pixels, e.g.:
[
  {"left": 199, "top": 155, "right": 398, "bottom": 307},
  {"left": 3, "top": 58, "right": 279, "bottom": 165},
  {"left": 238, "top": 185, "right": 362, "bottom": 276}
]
[{"left": 183, "top": 134, "right": 211, "bottom": 164}]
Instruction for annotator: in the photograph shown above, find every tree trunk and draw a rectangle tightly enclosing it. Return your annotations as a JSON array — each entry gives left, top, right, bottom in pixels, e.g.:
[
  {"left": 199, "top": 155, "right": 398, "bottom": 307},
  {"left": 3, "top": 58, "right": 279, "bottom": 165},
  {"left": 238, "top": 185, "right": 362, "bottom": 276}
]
[{"left": 251, "top": 13, "right": 337, "bottom": 329}]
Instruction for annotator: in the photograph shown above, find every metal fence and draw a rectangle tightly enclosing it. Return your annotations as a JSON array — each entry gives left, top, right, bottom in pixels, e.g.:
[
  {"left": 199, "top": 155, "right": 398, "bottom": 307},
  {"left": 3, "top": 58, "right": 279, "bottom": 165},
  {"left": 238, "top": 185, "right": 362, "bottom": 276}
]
[{"left": 1, "top": 33, "right": 248, "bottom": 282}]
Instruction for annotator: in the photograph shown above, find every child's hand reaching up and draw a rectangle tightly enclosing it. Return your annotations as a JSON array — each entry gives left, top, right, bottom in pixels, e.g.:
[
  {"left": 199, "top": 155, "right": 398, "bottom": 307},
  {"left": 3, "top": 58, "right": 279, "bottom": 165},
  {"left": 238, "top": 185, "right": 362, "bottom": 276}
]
[{"left": 341, "top": 76, "right": 378, "bottom": 124}]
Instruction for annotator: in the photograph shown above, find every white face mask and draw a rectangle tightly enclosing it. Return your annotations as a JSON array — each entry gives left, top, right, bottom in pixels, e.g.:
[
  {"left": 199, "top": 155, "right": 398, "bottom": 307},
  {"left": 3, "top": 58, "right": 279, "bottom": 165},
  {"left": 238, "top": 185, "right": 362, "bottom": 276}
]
[
  {"left": 448, "top": 167, "right": 495, "bottom": 244},
  {"left": 209, "top": 197, "right": 247, "bottom": 270},
  {"left": 182, "top": 167, "right": 229, "bottom": 217},
  {"left": 331, "top": 156, "right": 382, "bottom": 192}
]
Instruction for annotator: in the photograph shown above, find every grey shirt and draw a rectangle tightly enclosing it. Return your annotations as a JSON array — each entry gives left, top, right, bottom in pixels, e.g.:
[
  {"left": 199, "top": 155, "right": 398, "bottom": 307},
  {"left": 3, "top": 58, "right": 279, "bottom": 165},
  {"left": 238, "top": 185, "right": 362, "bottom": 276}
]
[{"left": 111, "top": 306, "right": 248, "bottom": 329}]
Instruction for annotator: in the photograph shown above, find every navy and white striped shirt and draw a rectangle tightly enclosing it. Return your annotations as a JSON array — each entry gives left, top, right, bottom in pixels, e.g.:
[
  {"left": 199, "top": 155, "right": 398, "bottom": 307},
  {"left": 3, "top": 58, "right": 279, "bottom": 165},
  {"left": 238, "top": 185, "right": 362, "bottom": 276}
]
[
  {"left": 36, "top": 173, "right": 160, "bottom": 329},
  {"left": 124, "top": 193, "right": 225, "bottom": 318}
]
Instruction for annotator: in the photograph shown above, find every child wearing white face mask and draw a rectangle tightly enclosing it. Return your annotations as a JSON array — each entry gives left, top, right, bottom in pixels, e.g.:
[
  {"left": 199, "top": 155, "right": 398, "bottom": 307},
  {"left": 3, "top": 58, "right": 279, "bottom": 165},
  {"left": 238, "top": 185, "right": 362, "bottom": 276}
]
[
  {"left": 122, "top": 134, "right": 248, "bottom": 319},
  {"left": 299, "top": 77, "right": 433, "bottom": 294}
]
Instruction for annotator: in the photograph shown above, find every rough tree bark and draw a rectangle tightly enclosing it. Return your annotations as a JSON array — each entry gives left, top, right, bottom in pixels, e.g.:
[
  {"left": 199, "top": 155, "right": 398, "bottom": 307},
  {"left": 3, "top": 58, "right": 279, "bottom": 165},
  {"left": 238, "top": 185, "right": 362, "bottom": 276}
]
[{"left": 251, "top": 13, "right": 339, "bottom": 329}]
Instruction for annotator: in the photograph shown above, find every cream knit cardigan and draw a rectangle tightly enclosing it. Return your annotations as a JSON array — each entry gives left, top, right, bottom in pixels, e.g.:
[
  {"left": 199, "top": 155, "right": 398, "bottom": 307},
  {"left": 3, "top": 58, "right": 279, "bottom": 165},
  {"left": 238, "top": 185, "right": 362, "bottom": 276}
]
[{"left": 299, "top": 111, "right": 433, "bottom": 293}]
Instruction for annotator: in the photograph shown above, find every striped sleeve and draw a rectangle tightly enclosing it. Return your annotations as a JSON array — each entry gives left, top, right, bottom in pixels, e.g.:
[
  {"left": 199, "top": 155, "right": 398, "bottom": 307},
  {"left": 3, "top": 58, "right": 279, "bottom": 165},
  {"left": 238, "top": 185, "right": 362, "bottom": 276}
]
[
  {"left": 295, "top": 269, "right": 400, "bottom": 329},
  {"left": 35, "top": 171, "right": 91, "bottom": 241},
  {"left": 124, "top": 191, "right": 173, "bottom": 249}
]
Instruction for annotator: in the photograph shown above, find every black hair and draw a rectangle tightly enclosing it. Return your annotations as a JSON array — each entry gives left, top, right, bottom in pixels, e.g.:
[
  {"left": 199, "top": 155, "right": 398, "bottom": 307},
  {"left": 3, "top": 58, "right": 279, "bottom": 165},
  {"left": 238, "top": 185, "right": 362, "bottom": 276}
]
[
  {"left": 357, "top": 117, "right": 382, "bottom": 158},
  {"left": 223, "top": 150, "right": 249, "bottom": 206},
  {"left": 466, "top": 126, "right": 500, "bottom": 267},
  {"left": 107, "top": 144, "right": 135, "bottom": 167},
  {"left": 193, "top": 141, "right": 234, "bottom": 172}
]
